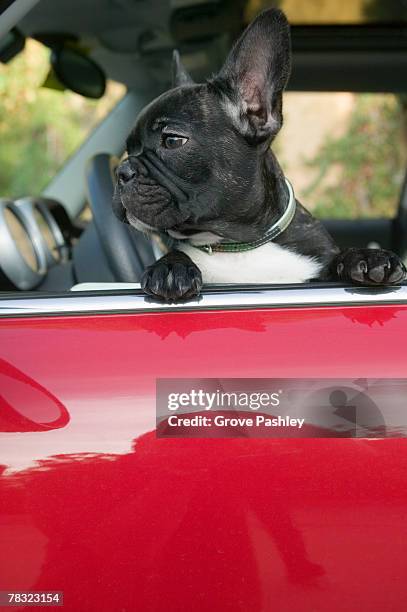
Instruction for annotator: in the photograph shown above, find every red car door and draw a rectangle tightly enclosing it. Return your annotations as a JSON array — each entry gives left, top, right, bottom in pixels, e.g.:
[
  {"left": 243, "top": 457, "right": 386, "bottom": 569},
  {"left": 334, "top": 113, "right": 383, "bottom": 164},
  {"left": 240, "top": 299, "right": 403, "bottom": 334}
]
[{"left": 1, "top": 284, "right": 407, "bottom": 612}]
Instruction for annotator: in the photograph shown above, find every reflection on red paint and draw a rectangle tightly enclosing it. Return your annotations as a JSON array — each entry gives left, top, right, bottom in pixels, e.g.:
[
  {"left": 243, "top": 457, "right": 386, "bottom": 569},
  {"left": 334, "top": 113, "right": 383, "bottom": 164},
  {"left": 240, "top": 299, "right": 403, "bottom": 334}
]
[
  {"left": 0, "top": 359, "right": 69, "bottom": 432},
  {"left": 1, "top": 303, "right": 407, "bottom": 610},
  {"left": 3, "top": 434, "right": 407, "bottom": 611}
]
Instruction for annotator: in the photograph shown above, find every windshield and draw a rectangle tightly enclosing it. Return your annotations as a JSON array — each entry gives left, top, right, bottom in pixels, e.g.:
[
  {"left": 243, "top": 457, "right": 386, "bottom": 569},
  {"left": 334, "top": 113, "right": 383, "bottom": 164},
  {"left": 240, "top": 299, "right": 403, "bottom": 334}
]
[
  {"left": 246, "top": 0, "right": 407, "bottom": 25},
  {"left": 0, "top": 38, "right": 125, "bottom": 200}
]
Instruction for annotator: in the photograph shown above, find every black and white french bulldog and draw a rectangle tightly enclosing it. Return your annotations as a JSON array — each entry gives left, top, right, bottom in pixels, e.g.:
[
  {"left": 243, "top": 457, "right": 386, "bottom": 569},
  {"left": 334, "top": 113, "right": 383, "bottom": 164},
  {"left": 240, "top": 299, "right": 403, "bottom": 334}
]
[{"left": 113, "top": 8, "right": 406, "bottom": 301}]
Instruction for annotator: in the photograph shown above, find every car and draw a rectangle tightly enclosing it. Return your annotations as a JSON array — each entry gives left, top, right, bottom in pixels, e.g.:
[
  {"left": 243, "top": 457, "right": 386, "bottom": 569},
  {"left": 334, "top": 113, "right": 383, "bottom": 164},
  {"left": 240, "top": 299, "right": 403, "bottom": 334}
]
[{"left": 1, "top": 1, "right": 407, "bottom": 611}]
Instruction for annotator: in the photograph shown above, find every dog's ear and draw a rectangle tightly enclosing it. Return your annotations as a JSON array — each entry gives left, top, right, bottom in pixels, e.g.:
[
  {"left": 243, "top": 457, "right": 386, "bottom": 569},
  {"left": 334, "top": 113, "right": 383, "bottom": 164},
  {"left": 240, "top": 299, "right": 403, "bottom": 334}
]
[
  {"left": 172, "top": 50, "right": 194, "bottom": 87},
  {"left": 215, "top": 9, "right": 291, "bottom": 143}
]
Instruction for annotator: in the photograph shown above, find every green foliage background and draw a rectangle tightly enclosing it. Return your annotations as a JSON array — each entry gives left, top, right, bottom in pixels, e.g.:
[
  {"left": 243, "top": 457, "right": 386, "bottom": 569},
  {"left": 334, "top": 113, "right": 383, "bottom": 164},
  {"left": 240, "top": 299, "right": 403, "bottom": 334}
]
[
  {"left": 0, "top": 40, "right": 123, "bottom": 199},
  {"left": 304, "top": 95, "right": 407, "bottom": 219}
]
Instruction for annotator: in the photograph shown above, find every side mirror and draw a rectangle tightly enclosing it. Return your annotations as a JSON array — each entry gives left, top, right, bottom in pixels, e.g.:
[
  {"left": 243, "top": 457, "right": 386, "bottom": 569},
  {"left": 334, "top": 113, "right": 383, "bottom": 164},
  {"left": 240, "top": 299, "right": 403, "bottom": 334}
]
[{"left": 51, "top": 46, "right": 106, "bottom": 99}]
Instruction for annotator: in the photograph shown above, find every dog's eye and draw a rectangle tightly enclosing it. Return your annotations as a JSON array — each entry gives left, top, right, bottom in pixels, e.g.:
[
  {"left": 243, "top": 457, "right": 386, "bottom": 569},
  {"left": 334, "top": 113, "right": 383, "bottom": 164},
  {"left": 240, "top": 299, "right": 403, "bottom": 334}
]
[{"left": 162, "top": 134, "right": 188, "bottom": 149}]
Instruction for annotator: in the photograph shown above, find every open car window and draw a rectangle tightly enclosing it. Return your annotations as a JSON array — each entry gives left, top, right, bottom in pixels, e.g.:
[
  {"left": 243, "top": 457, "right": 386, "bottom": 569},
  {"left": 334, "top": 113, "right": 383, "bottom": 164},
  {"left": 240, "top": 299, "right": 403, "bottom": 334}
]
[{"left": 0, "top": 0, "right": 406, "bottom": 299}]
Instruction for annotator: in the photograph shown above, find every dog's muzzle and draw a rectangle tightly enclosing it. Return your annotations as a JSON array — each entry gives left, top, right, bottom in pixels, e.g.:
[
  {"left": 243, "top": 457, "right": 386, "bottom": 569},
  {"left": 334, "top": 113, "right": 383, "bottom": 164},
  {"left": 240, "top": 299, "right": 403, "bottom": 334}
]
[
  {"left": 114, "top": 152, "right": 195, "bottom": 230},
  {"left": 116, "top": 159, "right": 137, "bottom": 186}
]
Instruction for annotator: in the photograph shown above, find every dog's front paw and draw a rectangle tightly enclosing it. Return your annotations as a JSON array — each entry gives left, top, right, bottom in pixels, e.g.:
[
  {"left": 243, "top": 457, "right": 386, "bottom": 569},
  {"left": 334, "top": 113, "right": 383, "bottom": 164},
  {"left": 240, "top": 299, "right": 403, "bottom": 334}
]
[
  {"left": 335, "top": 248, "right": 406, "bottom": 286},
  {"left": 141, "top": 251, "right": 202, "bottom": 302}
]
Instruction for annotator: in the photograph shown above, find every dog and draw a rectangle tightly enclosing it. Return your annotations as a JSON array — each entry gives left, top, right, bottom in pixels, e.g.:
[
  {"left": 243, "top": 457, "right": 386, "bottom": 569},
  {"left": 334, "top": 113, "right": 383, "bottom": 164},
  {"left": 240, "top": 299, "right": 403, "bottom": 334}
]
[{"left": 113, "top": 8, "right": 406, "bottom": 301}]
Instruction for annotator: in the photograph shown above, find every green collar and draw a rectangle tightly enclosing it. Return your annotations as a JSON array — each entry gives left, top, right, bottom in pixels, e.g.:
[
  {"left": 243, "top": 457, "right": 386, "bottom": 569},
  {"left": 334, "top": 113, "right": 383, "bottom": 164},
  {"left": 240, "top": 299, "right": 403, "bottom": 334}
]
[{"left": 190, "top": 178, "right": 296, "bottom": 255}]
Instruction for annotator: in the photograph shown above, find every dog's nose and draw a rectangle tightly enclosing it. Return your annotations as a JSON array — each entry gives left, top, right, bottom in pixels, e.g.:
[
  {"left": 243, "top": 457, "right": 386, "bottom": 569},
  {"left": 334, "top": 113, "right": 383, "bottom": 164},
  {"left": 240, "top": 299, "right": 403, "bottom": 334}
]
[{"left": 117, "top": 162, "right": 136, "bottom": 184}]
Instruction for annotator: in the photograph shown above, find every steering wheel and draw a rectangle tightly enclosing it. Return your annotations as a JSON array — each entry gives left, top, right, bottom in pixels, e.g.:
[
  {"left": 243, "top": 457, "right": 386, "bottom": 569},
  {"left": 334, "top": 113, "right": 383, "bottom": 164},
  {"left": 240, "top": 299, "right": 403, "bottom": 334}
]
[
  {"left": 85, "top": 153, "right": 156, "bottom": 282},
  {"left": 394, "top": 170, "right": 407, "bottom": 260}
]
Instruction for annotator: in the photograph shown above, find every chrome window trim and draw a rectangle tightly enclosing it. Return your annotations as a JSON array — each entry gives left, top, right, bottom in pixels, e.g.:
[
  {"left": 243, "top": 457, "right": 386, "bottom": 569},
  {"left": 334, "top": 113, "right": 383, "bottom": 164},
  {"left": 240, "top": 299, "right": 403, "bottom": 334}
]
[{"left": 1, "top": 284, "right": 407, "bottom": 318}]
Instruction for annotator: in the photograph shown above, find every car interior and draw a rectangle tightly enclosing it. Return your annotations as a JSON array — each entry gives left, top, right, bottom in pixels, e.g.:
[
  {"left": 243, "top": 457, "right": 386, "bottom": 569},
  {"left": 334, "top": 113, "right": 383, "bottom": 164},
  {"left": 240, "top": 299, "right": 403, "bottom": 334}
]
[{"left": 0, "top": 0, "right": 407, "bottom": 294}]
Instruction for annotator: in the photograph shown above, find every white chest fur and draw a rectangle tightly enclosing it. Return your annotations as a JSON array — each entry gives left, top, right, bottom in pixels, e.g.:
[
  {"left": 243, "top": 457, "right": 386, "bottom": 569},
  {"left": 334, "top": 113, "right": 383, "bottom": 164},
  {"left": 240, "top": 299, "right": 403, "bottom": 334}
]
[{"left": 178, "top": 241, "right": 322, "bottom": 284}]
